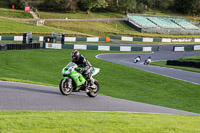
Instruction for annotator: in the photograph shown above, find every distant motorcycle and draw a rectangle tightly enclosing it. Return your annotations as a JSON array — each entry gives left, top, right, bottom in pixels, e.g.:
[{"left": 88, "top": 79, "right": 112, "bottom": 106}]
[
  {"left": 134, "top": 56, "right": 141, "bottom": 63},
  {"left": 59, "top": 62, "right": 100, "bottom": 97},
  {"left": 144, "top": 58, "right": 151, "bottom": 65}
]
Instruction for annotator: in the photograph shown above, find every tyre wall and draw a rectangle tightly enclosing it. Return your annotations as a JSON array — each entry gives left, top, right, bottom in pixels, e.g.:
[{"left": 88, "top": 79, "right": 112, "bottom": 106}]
[
  {"left": 0, "top": 43, "right": 40, "bottom": 51},
  {"left": 167, "top": 60, "right": 200, "bottom": 68}
]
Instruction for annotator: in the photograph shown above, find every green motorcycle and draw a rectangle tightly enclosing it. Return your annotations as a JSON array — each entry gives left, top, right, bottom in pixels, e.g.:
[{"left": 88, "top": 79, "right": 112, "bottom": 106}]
[{"left": 59, "top": 62, "right": 100, "bottom": 97}]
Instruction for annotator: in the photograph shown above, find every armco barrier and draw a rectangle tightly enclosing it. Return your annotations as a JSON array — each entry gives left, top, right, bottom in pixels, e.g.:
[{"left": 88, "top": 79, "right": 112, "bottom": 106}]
[
  {"left": 184, "top": 46, "right": 194, "bottom": 51},
  {"left": 173, "top": 45, "right": 200, "bottom": 51},
  {"left": 2, "top": 35, "right": 200, "bottom": 43},
  {"left": 110, "top": 35, "right": 200, "bottom": 43},
  {"left": 0, "top": 36, "right": 110, "bottom": 42},
  {"left": 167, "top": 60, "right": 200, "bottom": 68},
  {"left": 0, "top": 43, "right": 40, "bottom": 51},
  {"left": 45, "top": 43, "right": 159, "bottom": 52}
]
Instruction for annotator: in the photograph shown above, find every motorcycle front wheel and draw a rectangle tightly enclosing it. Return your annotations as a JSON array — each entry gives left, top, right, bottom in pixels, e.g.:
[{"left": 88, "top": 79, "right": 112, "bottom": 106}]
[
  {"left": 59, "top": 78, "right": 73, "bottom": 95},
  {"left": 87, "top": 80, "right": 99, "bottom": 97}
]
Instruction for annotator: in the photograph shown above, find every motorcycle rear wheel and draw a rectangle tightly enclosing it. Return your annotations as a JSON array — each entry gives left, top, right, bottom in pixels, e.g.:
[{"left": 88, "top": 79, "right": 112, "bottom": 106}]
[
  {"left": 59, "top": 78, "right": 73, "bottom": 95},
  {"left": 87, "top": 80, "right": 99, "bottom": 97}
]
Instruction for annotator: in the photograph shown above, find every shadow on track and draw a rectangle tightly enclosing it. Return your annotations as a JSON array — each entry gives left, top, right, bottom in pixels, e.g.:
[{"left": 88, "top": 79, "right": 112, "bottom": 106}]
[{"left": 0, "top": 84, "right": 61, "bottom": 95}]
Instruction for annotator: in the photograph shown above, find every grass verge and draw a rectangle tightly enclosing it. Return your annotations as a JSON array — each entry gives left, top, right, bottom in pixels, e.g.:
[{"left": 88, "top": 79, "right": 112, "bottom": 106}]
[
  {"left": 178, "top": 55, "right": 200, "bottom": 62},
  {"left": 0, "top": 41, "right": 42, "bottom": 44},
  {"left": 45, "top": 21, "right": 200, "bottom": 38},
  {"left": 38, "top": 11, "right": 125, "bottom": 19},
  {"left": 150, "top": 55, "right": 200, "bottom": 73},
  {"left": 0, "top": 111, "right": 199, "bottom": 133},
  {"left": 1, "top": 8, "right": 200, "bottom": 38},
  {"left": 0, "top": 49, "right": 200, "bottom": 113},
  {"left": 0, "top": 8, "right": 33, "bottom": 18},
  {"left": 0, "top": 18, "right": 82, "bottom": 36},
  {"left": 0, "top": 41, "right": 118, "bottom": 45},
  {"left": 0, "top": 77, "right": 57, "bottom": 87}
]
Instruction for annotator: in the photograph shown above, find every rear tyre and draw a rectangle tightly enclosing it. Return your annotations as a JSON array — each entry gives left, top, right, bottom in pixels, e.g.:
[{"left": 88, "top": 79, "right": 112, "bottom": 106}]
[
  {"left": 59, "top": 78, "right": 73, "bottom": 95},
  {"left": 87, "top": 80, "right": 99, "bottom": 97}
]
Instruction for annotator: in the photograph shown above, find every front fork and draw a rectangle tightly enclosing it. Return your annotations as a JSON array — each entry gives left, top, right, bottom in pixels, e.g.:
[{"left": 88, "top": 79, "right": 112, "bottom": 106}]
[
  {"left": 67, "top": 79, "right": 72, "bottom": 89},
  {"left": 63, "top": 77, "right": 72, "bottom": 88}
]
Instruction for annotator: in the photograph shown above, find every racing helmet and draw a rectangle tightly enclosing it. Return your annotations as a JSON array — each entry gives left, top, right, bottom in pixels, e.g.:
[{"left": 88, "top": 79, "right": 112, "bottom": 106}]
[{"left": 71, "top": 50, "right": 80, "bottom": 61}]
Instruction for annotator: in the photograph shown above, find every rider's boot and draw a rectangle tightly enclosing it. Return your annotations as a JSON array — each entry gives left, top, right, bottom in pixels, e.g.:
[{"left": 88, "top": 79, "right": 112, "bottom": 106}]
[
  {"left": 75, "top": 86, "right": 81, "bottom": 91},
  {"left": 89, "top": 79, "right": 96, "bottom": 89}
]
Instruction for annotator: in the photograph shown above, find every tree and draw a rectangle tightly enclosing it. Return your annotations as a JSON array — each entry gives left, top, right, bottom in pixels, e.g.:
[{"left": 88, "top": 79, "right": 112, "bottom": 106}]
[
  {"left": 137, "top": 3, "right": 145, "bottom": 13},
  {"left": 0, "top": 0, "right": 9, "bottom": 8},
  {"left": 79, "top": 0, "right": 107, "bottom": 14},
  {"left": 118, "top": 0, "right": 137, "bottom": 14},
  {"left": 9, "top": 0, "right": 24, "bottom": 9},
  {"left": 174, "top": 0, "right": 200, "bottom": 15},
  {"left": 40, "top": 0, "right": 75, "bottom": 12},
  {"left": 155, "top": 0, "right": 174, "bottom": 10},
  {"left": 190, "top": 0, "right": 200, "bottom": 16}
]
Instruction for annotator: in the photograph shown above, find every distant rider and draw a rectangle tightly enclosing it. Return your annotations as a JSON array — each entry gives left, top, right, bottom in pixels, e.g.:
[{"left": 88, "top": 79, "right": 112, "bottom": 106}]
[
  {"left": 144, "top": 56, "right": 152, "bottom": 65},
  {"left": 134, "top": 56, "right": 141, "bottom": 63},
  {"left": 71, "top": 50, "right": 94, "bottom": 89}
]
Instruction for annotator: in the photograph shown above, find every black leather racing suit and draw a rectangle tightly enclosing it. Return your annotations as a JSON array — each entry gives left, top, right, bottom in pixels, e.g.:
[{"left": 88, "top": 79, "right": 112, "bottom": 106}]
[{"left": 72, "top": 54, "right": 93, "bottom": 81}]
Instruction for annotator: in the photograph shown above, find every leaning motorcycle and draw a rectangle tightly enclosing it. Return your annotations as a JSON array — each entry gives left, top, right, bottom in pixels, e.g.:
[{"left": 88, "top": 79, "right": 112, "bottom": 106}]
[
  {"left": 144, "top": 59, "right": 151, "bottom": 65},
  {"left": 59, "top": 62, "right": 100, "bottom": 97}
]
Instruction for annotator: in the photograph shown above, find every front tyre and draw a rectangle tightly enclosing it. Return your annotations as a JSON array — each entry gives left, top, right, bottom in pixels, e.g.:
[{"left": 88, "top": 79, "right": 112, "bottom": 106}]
[
  {"left": 59, "top": 78, "right": 73, "bottom": 95},
  {"left": 87, "top": 80, "right": 99, "bottom": 97}
]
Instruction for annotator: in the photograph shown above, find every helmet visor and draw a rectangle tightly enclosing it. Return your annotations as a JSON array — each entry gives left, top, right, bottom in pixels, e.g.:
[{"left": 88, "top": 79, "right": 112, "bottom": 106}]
[{"left": 72, "top": 56, "right": 79, "bottom": 61}]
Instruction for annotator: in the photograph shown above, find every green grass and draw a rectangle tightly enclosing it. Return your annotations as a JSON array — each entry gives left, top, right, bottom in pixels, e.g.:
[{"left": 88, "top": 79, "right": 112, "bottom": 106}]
[
  {"left": 39, "top": 10, "right": 200, "bottom": 38},
  {"left": 38, "top": 10, "right": 199, "bottom": 23},
  {"left": 178, "top": 55, "right": 200, "bottom": 62},
  {"left": 38, "top": 11, "right": 125, "bottom": 19},
  {"left": 144, "top": 10, "right": 171, "bottom": 16},
  {"left": 0, "top": 18, "right": 83, "bottom": 36},
  {"left": 0, "top": 8, "right": 33, "bottom": 18},
  {"left": 0, "top": 77, "right": 57, "bottom": 87},
  {"left": 0, "top": 49, "right": 200, "bottom": 113},
  {"left": 0, "top": 41, "right": 24, "bottom": 44},
  {"left": 0, "top": 111, "right": 199, "bottom": 133},
  {"left": 44, "top": 20, "right": 200, "bottom": 38},
  {"left": 0, "top": 41, "right": 118, "bottom": 45},
  {"left": 1, "top": 9, "right": 200, "bottom": 38},
  {"left": 45, "top": 21, "right": 132, "bottom": 37},
  {"left": 0, "top": 7, "right": 200, "bottom": 38},
  {"left": 151, "top": 61, "right": 200, "bottom": 73},
  {"left": 150, "top": 55, "right": 200, "bottom": 73},
  {"left": 0, "top": 41, "right": 42, "bottom": 44}
]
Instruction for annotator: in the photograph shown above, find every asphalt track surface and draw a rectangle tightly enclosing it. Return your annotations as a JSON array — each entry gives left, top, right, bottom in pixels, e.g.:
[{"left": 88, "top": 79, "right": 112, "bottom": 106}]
[
  {"left": 97, "top": 51, "right": 200, "bottom": 85},
  {"left": 0, "top": 49, "right": 200, "bottom": 115}
]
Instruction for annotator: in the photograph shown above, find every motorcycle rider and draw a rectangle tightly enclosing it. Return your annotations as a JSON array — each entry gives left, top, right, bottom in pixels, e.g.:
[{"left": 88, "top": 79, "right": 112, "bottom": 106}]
[
  {"left": 71, "top": 50, "right": 94, "bottom": 90},
  {"left": 134, "top": 56, "right": 141, "bottom": 63},
  {"left": 144, "top": 56, "right": 152, "bottom": 65}
]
